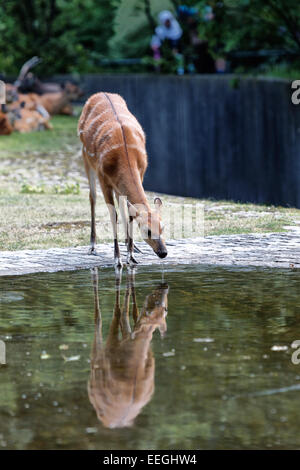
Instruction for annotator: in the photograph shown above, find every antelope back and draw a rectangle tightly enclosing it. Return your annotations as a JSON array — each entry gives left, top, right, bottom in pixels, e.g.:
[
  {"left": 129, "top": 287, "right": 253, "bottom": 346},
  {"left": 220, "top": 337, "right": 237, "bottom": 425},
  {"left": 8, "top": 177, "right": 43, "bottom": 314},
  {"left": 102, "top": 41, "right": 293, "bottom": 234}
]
[{"left": 78, "top": 92, "right": 146, "bottom": 164}]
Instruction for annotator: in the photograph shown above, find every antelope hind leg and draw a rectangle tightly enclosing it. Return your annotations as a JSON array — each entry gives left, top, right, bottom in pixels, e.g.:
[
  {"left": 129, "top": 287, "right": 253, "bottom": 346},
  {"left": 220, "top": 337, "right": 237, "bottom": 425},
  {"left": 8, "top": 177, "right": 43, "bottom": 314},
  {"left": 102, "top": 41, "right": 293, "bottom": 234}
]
[
  {"left": 83, "top": 156, "right": 97, "bottom": 255},
  {"left": 99, "top": 179, "right": 123, "bottom": 269},
  {"left": 126, "top": 214, "right": 138, "bottom": 267}
]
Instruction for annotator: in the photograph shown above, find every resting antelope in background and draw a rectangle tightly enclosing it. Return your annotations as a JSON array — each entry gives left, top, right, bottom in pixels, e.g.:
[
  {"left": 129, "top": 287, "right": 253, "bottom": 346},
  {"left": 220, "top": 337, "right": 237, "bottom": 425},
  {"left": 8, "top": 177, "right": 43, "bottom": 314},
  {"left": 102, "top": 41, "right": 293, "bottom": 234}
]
[
  {"left": 78, "top": 92, "right": 168, "bottom": 268},
  {"left": 88, "top": 268, "right": 169, "bottom": 428},
  {"left": 38, "top": 82, "right": 84, "bottom": 116}
]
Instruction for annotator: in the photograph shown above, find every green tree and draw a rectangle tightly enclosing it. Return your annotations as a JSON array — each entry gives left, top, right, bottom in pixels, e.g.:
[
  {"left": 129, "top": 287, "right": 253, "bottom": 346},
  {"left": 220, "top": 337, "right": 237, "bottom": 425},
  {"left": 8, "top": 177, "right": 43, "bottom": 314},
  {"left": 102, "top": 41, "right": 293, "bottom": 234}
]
[
  {"left": 194, "top": 0, "right": 300, "bottom": 56},
  {"left": 0, "top": 0, "right": 119, "bottom": 76}
]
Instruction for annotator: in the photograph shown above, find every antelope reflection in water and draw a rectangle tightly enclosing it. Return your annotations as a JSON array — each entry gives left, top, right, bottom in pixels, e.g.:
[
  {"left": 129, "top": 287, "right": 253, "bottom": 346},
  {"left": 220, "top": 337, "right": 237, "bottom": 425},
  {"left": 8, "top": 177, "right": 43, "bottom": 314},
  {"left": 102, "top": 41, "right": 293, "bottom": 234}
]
[{"left": 88, "top": 268, "right": 169, "bottom": 429}]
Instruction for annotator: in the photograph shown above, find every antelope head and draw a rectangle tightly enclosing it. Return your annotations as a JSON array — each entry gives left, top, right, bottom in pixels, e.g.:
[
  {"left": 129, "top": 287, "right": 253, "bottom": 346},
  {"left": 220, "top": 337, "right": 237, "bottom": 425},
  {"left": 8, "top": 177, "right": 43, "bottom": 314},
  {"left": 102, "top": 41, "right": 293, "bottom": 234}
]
[{"left": 128, "top": 197, "right": 168, "bottom": 259}]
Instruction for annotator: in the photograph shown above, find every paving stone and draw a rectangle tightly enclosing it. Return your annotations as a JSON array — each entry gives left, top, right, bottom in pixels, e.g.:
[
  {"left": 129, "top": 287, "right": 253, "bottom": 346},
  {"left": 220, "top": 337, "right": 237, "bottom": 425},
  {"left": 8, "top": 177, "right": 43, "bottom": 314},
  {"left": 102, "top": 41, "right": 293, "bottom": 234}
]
[{"left": 0, "top": 232, "right": 300, "bottom": 276}]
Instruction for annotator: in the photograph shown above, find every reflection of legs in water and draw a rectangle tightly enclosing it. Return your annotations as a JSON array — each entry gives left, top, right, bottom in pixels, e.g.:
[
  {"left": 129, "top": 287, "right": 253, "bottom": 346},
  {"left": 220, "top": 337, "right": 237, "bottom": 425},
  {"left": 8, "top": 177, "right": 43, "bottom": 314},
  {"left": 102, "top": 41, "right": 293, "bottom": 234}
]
[
  {"left": 129, "top": 269, "right": 139, "bottom": 324},
  {"left": 90, "top": 266, "right": 168, "bottom": 346},
  {"left": 91, "top": 267, "right": 102, "bottom": 349},
  {"left": 120, "top": 271, "right": 132, "bottom": 339},
  {"left": 90, "top": 267, "right": 123, "bottom": 355},
  {"left": 88, "top": 268, "right": 169, "bottom": 428}
]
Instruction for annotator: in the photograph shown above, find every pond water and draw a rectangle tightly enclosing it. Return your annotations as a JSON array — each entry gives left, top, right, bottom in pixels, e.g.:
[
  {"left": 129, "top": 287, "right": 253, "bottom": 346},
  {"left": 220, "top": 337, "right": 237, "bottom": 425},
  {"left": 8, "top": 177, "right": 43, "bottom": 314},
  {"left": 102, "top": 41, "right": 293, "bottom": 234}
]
[{"left": 0, "top": 264, "right": 300, "bottom": 450}]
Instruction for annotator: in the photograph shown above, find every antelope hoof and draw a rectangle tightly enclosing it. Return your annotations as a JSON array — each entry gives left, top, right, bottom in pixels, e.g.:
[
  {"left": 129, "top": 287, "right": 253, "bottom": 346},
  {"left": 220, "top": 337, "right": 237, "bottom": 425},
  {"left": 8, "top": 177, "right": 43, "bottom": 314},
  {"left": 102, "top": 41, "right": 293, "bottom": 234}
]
[
  {"left": 89, "top": 246, "right": 97, "bottom": 255},
  {"left": 127, "top": 255, "right": 138, "bottom": 266},
  {"left": 115, "top": 257, "right": 123, "bottom": 269}
]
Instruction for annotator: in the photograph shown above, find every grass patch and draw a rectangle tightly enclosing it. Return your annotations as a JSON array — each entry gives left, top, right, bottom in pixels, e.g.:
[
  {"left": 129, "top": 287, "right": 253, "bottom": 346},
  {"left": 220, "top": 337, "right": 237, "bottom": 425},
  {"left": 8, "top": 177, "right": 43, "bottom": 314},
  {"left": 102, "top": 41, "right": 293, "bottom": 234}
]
[
  {"left": 0, "top": 112, "right": 80, "bottom": 156},
  {"left": 0, "top": 184, "right": 299, "bottom": 251},
  {"left": 20, "top": 181, "right": 80, "bottom": 195}
]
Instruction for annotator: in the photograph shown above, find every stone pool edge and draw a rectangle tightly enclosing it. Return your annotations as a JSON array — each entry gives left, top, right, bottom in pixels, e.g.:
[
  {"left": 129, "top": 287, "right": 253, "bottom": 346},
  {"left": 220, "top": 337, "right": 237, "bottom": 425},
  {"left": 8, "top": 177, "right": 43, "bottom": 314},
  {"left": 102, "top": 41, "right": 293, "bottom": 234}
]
[{"left": 0, "top": 231, "right": 299, "bottom": 276}]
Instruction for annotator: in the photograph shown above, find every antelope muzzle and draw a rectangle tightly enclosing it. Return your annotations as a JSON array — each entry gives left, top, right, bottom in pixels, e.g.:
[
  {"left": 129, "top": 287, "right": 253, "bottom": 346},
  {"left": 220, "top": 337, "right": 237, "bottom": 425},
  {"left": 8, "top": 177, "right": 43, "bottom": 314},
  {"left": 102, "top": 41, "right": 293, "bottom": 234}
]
[{"left": 155, "top": 239, "right": 168, "bottom": 259}]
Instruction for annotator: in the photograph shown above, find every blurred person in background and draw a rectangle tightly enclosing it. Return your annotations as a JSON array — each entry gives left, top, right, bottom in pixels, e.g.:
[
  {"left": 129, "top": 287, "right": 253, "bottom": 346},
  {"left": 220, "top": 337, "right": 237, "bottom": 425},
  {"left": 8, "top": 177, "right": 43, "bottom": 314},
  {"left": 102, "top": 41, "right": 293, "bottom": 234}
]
[{"left": 150, "top": 10, "right": 184, "bottom": 75}]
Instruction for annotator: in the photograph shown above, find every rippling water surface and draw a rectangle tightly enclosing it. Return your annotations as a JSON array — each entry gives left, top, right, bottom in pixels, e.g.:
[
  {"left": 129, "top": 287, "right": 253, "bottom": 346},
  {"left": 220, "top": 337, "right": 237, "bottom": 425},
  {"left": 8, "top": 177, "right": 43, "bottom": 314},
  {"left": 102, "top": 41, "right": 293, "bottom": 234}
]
[{"left": 0, "top": 265, "right": 300, "bottom": 449}]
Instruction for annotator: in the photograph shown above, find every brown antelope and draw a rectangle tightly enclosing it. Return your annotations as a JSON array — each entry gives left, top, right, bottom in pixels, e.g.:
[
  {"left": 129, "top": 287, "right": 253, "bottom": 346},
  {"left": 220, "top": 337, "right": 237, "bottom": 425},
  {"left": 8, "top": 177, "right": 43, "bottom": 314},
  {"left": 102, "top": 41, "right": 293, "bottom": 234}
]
[
  {"left": 88, "top": 267, "right": 168, "bottom": 428},
  {"left": 6, "top": 93, "right": 52, "bottom": 133},
  {"left": 78, "top": 92, "right": 168, "bottom": 267},
  {"left": 12, "top": 107, "right": 52, "bottom": 133},
  {"left": 14, "top": 57, "right": 84, "bottom": 98},
  {"left": 10, "top": 80, "right": 82, "bottom": 117},
  {"left": 37, "top": 82, "right": 83, "bottom": 116},
  {"left": 4, "top": 82, "right": 52, "bottom": 133}
]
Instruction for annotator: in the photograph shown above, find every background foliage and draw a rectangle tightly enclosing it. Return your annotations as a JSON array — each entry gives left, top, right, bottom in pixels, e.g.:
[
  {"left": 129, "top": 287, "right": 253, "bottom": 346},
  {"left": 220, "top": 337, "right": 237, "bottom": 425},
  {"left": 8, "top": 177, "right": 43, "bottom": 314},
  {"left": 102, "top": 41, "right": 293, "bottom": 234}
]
[
  {"left": 0, "top": 0, "right": 118, "bottom": 75},
  {"left": 0, "top": 0, "right": 300, "bottom": 76}
]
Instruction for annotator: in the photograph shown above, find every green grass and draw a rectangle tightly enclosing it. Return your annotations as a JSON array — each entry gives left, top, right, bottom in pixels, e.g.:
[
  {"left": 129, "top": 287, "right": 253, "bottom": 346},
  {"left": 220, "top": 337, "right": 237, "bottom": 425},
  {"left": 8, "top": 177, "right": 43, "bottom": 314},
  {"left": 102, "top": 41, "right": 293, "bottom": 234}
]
[
  {"left": 0, "top": 113, "right": 79, "bottom": 155},
  {"left": 0, "top": 181, "right": 298, "bottom": 251}
]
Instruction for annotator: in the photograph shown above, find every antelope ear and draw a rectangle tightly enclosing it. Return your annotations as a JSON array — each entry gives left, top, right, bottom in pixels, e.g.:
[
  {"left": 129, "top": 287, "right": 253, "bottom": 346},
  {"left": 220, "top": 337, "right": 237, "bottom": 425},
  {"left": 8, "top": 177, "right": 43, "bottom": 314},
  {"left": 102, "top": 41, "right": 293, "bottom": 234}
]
[
  {"left": 154, "top": 197, "right": 163, "bottom": 212},
  {"left": 127, "top": 201, "right": 140, "bottom": 218}
]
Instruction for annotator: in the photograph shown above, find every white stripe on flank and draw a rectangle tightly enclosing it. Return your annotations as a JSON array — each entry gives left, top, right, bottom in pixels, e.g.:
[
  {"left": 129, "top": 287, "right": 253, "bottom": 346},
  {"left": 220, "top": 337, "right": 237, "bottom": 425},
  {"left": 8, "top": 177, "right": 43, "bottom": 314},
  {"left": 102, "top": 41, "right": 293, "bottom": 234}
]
[
  {"left": 92, "top": 124, "right": 116, "bottom": 147},
  {"left": 89, "top": 97, "right": 107, "bottom": 112},
  {"left": 117, "top": 116, "right": 144, "bottom": 138},
  {"left": 86, "top": 106, "right": 132, "bottom": 134},
  {"left": 91, "top": 107, "right": 111, "bottom": 122},
  {"left": 85, "top": 100, "right": 109, "bottom": 124},
  {"left": 97, "top": 142, "right": 146, "bottom": 162},
  {"left": 86, "top": 113, "right": 107, "bottom": 133},
  {"left": 86, "top": 118, "right": 114, "bottom": 137},
  {"left": 99, "top": 143, "right": 123, "bottom": 160},
  {"left": 127, "top": 144, "right": 147, "bottom": 154},
  {"left": 118, "top": 113, "right": 141, "bottom": 127}
]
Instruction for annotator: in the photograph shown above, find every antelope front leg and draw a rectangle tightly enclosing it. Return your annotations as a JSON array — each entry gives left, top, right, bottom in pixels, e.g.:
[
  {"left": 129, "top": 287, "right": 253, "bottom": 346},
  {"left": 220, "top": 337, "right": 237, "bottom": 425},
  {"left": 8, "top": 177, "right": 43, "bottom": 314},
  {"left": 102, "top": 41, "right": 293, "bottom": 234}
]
[
  {"left": 127, "top": 214, "right": 138, "bottom": 266},
  {"left": 118, "top": 195, "right": 138, "bottom": 265},
  {"left": 118, "top": 195, "right": 142, "bottom": 256},
  {"left": 99, "top": 179, "right": 123, "bottom": 270},
  {"left": 109, "top": 206, "right": 123, "bottom": 270}
]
